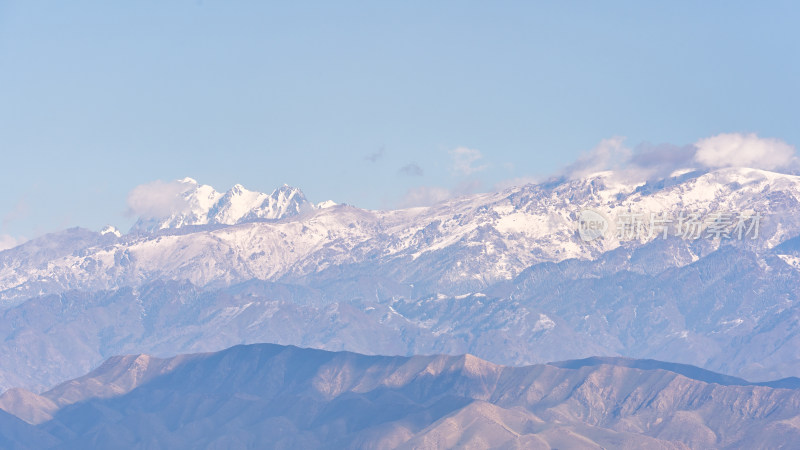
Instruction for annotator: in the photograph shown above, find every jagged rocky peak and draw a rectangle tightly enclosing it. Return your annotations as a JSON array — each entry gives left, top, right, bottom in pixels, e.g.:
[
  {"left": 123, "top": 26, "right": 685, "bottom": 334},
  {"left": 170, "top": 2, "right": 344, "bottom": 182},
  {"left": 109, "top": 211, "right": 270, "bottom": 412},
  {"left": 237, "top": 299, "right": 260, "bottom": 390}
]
[
  {"left": 130, "top": 178, "right": 318, "bottom": 233},
  {"left": 261, "top": 184, "right": 311, "bottom": 216}
]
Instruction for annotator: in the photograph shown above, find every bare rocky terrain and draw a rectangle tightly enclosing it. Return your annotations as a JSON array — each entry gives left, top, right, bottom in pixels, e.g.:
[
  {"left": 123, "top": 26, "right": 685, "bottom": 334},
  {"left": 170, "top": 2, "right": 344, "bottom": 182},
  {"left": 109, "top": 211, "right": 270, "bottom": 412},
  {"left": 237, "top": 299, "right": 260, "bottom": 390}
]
[{"left": 0, "top": 343, "right": 798, "bottom": 449}]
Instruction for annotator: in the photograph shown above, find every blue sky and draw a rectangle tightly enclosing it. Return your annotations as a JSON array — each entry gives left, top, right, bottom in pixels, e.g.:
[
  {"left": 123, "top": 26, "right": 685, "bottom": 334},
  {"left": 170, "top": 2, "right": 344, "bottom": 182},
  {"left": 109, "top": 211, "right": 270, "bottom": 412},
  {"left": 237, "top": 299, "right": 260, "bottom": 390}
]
[{"left": 1, "top": 1, "right": 799, "bottom": 243}]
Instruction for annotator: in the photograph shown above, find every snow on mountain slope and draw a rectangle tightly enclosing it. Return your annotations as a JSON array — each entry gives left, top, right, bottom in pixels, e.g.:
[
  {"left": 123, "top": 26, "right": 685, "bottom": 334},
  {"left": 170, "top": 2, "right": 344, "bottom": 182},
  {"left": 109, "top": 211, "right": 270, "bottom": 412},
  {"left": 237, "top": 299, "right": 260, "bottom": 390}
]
[
  {"left": 99, "top": 225, "right": 121, "bottom": 237},
  {"left": 207, "top": 184, "right": 269, "bottom": 225},
  {"left": 1, "top": 168, "right": 800, "bottom": 302},
  {"left": 211, "top": 184, "right": 311, "bottom": 225},
  {"left": 130, "top": 179, "right": 315, "bottom": 233}
]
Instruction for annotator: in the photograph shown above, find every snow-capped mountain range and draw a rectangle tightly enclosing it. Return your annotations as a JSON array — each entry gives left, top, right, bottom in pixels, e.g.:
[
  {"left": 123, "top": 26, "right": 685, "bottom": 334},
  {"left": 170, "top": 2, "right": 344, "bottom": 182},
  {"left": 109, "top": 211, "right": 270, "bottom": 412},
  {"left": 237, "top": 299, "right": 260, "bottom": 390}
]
[
  {"left": 1, "top": 167, "right": 799, "bottom": 301},
  {"left": 0, "top": 167, "right": 799, "bottom": 392}
]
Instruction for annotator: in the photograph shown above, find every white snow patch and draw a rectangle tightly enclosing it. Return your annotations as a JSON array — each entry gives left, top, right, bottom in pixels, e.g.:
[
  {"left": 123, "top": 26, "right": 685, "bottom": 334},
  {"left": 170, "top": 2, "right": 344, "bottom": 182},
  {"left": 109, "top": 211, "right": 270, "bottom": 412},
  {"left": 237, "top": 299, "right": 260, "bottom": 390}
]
[
  {"left": 533, "top": 313, "right": 555, "bottom": 332},
  {"left": 100, "top": 226, "right": 122, "bottom": 237},
  {"left": 777, "top": 254, "right": 800, "bottom": 270}
]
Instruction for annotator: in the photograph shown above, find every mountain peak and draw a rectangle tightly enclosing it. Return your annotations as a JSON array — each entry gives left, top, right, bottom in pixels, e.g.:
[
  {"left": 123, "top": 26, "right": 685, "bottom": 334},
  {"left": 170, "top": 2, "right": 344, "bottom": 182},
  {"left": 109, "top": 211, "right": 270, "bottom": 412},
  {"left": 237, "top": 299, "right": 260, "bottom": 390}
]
[
  {"left": 230, "top": 183, "right": 248, "bottom": 194},
  {"left": 272, "top": 184, "right": 301, "bottom": 195},
  {"left": 131, "top": 180, "right": 313, "bottom": 233}
]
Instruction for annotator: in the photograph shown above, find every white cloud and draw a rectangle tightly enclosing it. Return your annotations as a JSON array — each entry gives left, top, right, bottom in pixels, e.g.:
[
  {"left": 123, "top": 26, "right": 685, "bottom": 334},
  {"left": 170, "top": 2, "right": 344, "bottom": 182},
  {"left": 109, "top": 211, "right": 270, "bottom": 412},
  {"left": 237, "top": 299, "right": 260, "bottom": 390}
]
[
  {"left": 449, "top": 147, "right": 487, "bottom": 175},
  {"left": 126, "top": 179, "right": 196, "bottom": 219},
  {"left": 411, "top": 133, "right": 797, "bottom": 206},
  {"left": 397, "top": 186, "right": 452, "bottom": 208},
  {"left": 694, "top": 133, "right": 796, "bottom": 170},
  {"left": 0, "top": 234, "right": 24, "bottom": 251},
  {"left": 493, "top": 176, "right": 542, "bottom": 190},
  {"left": 543, "top": 133, "right": 797, "bottom": 188},
  {"left": 397, "top": 180, "right": 482, "bottom": 208},
  {"left": 553, "top": 137, "right": 705, "bottom": 185},
  {"left": 562, "top": 137, "right": 631, "bottom": 180}
]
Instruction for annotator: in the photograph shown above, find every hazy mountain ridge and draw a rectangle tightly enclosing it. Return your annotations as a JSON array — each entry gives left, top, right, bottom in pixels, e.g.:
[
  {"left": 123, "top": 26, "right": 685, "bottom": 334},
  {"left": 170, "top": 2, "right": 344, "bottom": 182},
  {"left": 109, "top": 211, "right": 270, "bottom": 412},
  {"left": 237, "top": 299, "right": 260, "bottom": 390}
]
[{"left": 0, "top": 343, "right": 798, "bottom": 449}]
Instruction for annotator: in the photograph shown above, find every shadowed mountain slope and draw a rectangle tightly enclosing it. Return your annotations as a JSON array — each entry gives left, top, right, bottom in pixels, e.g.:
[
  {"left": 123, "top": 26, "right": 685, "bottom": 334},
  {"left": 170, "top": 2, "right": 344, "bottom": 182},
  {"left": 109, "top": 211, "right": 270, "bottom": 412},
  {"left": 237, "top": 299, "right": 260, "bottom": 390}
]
[{"left": 0, "top": 343, "right": 798, "bottom": 449}]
